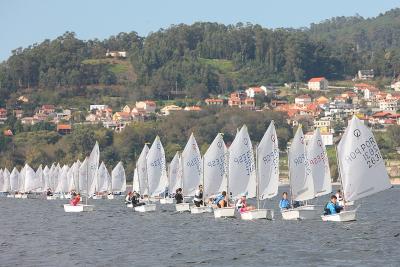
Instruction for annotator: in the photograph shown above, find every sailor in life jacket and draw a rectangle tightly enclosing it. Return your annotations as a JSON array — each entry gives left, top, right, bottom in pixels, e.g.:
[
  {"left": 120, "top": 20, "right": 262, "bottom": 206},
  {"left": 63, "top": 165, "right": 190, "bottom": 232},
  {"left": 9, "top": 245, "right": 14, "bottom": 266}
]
[
  {"left": 324, "top": 195, "right": 343, "bottom": 215},
  {"left": 193, "top": 185, "right": 203, "bottom": 207},
  {"left": 236, "top": 193, "right": 255, "bottom": 213},
  {"left": 279, "top": 192, "right": 291, "bottom": 210},
  {"left": 70, "top": 193, "right": 81, "bottom": 206}
]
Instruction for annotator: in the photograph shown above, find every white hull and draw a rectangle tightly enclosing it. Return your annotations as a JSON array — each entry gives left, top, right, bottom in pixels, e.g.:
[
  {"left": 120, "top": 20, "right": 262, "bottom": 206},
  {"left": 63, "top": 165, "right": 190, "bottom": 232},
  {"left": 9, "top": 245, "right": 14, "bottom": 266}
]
[
  {"left": 159, "top": 198, "right": 174, "bottom": 204},
  {"left": 126, "top": 203, "right": 133, "bottom": 208},
  {"left": 14, "top": 194, "right": 22, "bottom": 199},
  {"left": 21, "top": 194, "right": 28, "bottom": 199},
  {"left": 214, "top": 207, "right": 235, "bottom": 218},
  {"left": 190, "top": 206, "right": 208, "bottom": 214},
  {"left": 107, "top": 195, "right": 114, "bottom": 200},
  {"left": 321, "top": 210, "right": 356, "bottom": 222},
  {"left": 175, "top": 203, "right": 190, "bottom": 212},
  {"left": 64, "top": 194, "right": 72, "bottom": 199},
  {"left": 46, "top": 196, "right": 58, "bottom": 200},
  {"left": 240, "top": 209, "right": 274, "bottom": 220},
  {"left": 7, "top": 195, "right": 14, "bottom": 198},
  {"left": 281, "top": 208, "right": 319, "bottom": 220},
  {"left": 64, "top": 204, "right": 95, "bottom": 213},
  {"left": 92, "top": 195, "right": 103, "bottom": 200},
  {"left": 134, "top": 204, "right": 156, "bottom": 212}
]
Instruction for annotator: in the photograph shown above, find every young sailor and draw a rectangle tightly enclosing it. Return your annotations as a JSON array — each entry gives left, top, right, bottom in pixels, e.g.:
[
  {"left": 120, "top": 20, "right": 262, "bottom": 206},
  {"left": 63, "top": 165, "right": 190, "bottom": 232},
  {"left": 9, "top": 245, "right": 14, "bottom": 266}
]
[
  {"left": 131, "top": 191, "right": 145, "bottom": 207},
  {"left": 193, "top": 185, "right": 203, "bottom": 207},
  {"left": 212, "top": 191, "right": 227, "bottom": 208},
  {"left": 70, "top": 193, "right": 80, "bottom": 206},
  {"left": 125, "top": 191, "right": 132, "bottom": 204},
  {"left": 324, "top": 195, "right": 343, "bottom": 215},
  {"left": 46, "top": 188, "right": 53, "bottom": 196},
  {"left": 235, "top": 194, "right": 255, "bottom": 213},
  {"left": 175, "top": 188, "right": 184, "bottom": 204},
  {"left": 279, "top": 192, "right": 291, "bottom": 210}
]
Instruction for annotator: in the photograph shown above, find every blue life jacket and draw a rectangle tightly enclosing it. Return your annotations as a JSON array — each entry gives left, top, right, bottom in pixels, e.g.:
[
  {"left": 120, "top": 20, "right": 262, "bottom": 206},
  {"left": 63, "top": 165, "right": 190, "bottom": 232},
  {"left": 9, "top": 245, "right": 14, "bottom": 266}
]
[
  {"left": 279, "top": 199, "right": 290, "bottom": 209},
  {"left": 324, "top": 202, "right": 342, "bottom": 215},
  {"left": 213, "top": 194, "right": 224, "bottom": 204}
]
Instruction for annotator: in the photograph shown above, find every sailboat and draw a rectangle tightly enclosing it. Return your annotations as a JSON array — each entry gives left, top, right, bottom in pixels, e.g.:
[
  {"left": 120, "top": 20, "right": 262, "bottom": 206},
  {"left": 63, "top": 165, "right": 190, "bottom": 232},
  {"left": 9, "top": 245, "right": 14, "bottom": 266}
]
[
  {"left": 192, "top": 133, "right": 227, "bottom": 214},
  {"left": 135, "top": 136, "right": 166, "bottom": 212},
  {"left": 131, "top": 144, "right": 149, "bottom": 208},
  {"left": 23, "top": 164, "right": 41, "bottom": 197},
  {"left": 8, "top": 167, "right": 19, "bottom": 198},
  {"left": 307, "top": 128, "right": 332, "bottom": 201},
  {"left": 110, "top": 162, "right": 126, "bottom": 199},
  {"left": 322, "top": 116, "right": 392, "bottom": 222},
  {"left": 64, "top": 142, "right": 99, "bottom": 212},
  {"left": 241, "top": 121, "right": 278, "bottom": 220},
  {"left": 177, "top": 133, "right": 202, "bottom": 212},
  {"left": 2, "top": 168, "right": 10, "bottom": 195},
  {"left": 160, "top": 152, "right": 180, "bottom": 204},
  {"left": 215, "top": 125, "right": 254, "bottom": 218},
  {"left": 282, "top": 126, "right": 318, "bottom": 220}
]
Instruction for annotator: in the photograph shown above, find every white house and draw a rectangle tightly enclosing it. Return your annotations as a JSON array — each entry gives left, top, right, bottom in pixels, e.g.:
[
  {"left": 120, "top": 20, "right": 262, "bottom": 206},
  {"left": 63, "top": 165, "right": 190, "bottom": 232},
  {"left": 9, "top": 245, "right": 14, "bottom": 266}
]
[
  {"left": 304, "top": 131, "right": 333, "bottom": 146},
  {"left": 106, "top": 50, "right": 127, "bottom": 58},
  {"left": 160, "top": 105, "right": 182, "bottom": 115},
  {"left": 357, "top": 69, "right": 374, "bottom": 80},
  {"left": 391, "top": 81, "right": 400, "bottom": 91},
  {"left": 245, "top": 86, "right": 267, "bottom": 98},
  {"left": 379, "top": 99, "right": 398, "bottom": 112},
  {"left": 136, "top": 101, "right": 156, "bottom": 113},
  {"left": 90, "top": 105, "right": 108, "bottom": 111},
  {"left": 307, "top": 77, "right": 328, "bottom": 91},
  {"left": 295, "top": 95, "right": 312, "bottom": 106}
]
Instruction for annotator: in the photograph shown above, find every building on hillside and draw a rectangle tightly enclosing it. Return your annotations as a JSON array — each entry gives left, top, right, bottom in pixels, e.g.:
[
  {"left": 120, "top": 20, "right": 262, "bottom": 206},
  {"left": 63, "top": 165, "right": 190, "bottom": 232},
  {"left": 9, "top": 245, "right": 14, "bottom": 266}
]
[
  {"left": 304, "top": 131, "right": 333, "bottom": 146},
  {"left": 270, "top": 100, "right": 288, "bottom": 108},
  {"left": 90, "top": 105, "right": 108, "bottom": 111},
  {"left": 228, "top": 92, "right": 255, "bottom": 109},
  {"left": 0, "top": 108, "right": 7, "bottom": 124},
  {"left": 314, "top": 118, "right": 332, "bottom": 133},
  {"left": 295, "top": 95, "right": 312, "bottom": 106},
  {"left": 106, "top": 50, "right": 127, "bottom": 58},
  {"left": 17, "top": 96, "right": 29, "bottom": 103},
  {"left": 379, "top": 99, "right": 398, "bottom": 112},
  {"left": 205, "top": 98, "right": 224, "bottom": 106},
  {"left": 57, "top": 124, "right": 72, "bottom": 135},
  {"left": 160, "top": 105, "right": 182, "bottom": 115},
  {"left": 245, "top": 86, "right": 267, "bottom": 97},
  {"left": 39, "top": 104, "right": 55, "bottom": 115},
  {"left": 3, "top": 129, "right": 13, "bottom": 136},
  {"left": 357, "top": 69, "right": 374, "bottom": 80},
  {"left": 136, "top": 100, "right": 156, "bottom": 113},
  {"left": 122, "top": 105, "right": 131, "bottom": 113},
  {"left": 391, "top": 81, "right": 400, "bottom": 91},
  {"left": 363, "top": 87, "right": 379, "bottom": 100},
  {"left": 13, "top": 109, "right": 23, "bottom": 119},
  {"left": 112, "top": 112, "right": 132, "bottom": 122},
  {"left": 184, "top": 106, "right": 202, "bottom": 111},
  {"left": 86, "top": 113, "right": 98, "bottom": 123},
  {"left": 21, "top": 117, "right": 39, "bottom": 125},
  {"left": 315, "top": 96, "right": 329, "bottom": 105},
  {"left": 308, "top": 77, "right": 328, "bottom": 91}
]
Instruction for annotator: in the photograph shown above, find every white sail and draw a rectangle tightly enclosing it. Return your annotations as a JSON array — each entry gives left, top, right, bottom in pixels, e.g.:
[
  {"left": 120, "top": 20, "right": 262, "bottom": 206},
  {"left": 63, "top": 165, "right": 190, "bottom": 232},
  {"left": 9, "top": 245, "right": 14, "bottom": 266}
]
[
  {"left": 203, "top": 133, "right": 228, "bottom": 198},
  {"left": 229, "top": 125, "right": 256, "bottom": 199},
  {"left": 0, "top": 169, "right": 4, "bottom": 192},
  {"left": 258, "top": 121, "right": 280, "bottom": 200},
  {"left": 18, "top": 165, "right": 26, "bottom": 193},
  {"left": 24, "top": 164, "right": 41, "bottom": 192},
  {"left": 181, "top": 133, "right": 202, "bottom": 196},
  {"left": 10, "top": 167, "right": 19, "bottom": 192},
  {"left": 289, "top": 127, "right": 314, "bottom": 201},
  {"left": 146, "top": 136, "right": 168, "bottom": 196},
  {"left": 97, "top": 162, "right": 111, "bottom": 192},
  {"left": 137, "top": 145, "right": 149, "bottom": 195},
  {"left": 67, "top": 163, "right": 75, "bottom": 192},
  {"left": 43, "top": 165, "right": 50, "bottom": 191},
  {"left": 168, "top": 152, "right": 181, "bottom": 193},
  {"left": 55, "top": 165, "right": 69, "bottom": 193},
  {"left": 79, "top": 157, "right": 88, "bottom": 195},
  {"left": 111, "top": 162, "right": 126, "bottom": 192},
  {"left": 2, "top": 168, "right": 10, "bottom": 192},
  {"left": 34, "top": 165, "right": 44, "bottom": 192},
  {"left": 87, "top": 142, "right": 100, "bottom": 196},
  {"left": 73, "top": 161, "right": 80, "bottom": 192},
  {"left": 338, "top": 116, "right": 391, "bottom": 202},
  {"left": 307, "top": 128, "right": 332, "bottom": 197},
  {"left": 132, "top": 168, "right": 140, "bottom": 192}
]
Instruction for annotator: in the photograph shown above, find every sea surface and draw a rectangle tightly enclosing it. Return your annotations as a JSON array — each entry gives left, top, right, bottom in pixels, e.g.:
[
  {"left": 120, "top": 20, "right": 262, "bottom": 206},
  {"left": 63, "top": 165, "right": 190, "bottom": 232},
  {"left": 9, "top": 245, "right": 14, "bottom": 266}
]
[{"left": 0, "top": 185, "right": 399, "bottom": 267}]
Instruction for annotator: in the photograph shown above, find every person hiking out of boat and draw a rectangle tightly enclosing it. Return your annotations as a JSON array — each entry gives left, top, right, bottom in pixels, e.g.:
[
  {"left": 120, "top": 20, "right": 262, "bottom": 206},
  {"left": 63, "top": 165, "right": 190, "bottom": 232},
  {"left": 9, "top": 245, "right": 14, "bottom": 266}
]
[
  {"left": 279, "top": 192, "right": 291, "bottom": 210},
  {"left": 213, "top": 191, "right": 227, "bottom": 208},
  {"left": 193, "top": 185, "right": 203, "bottom": 207},
  {"left": 324, "top": 195, "right": 343, "bottom": 215},
  {"left": 125, "top": 191, "right": 132, "bottom": 204},
  {"left": 175, "top": 188, "right": 184, "bottom": 204},
  {"left": 46, "top": 188, "right": 53, "bottom": 196},
  {"left": 131, "top": 191, "right": 145, "bottom": 207},
  {"left": 70, "top": 194, "right": 80, "bottom": 206},
  {"left": 236, "top": 194, "right": 255, "bottom": 213}
]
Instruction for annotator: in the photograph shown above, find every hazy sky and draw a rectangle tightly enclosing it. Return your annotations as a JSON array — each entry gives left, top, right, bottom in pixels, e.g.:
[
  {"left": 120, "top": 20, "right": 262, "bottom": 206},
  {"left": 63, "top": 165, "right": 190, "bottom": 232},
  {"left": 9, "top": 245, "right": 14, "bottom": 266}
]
[{"left": 1, "top": 0, "right": 399, "bottom": 61}]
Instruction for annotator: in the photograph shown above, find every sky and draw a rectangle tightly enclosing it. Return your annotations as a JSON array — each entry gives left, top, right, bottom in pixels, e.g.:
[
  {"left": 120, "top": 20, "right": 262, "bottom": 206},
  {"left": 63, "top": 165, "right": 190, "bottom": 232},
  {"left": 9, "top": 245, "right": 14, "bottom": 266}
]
[{"left": 0, "top": 0, "right": 399, "bottom": 61}]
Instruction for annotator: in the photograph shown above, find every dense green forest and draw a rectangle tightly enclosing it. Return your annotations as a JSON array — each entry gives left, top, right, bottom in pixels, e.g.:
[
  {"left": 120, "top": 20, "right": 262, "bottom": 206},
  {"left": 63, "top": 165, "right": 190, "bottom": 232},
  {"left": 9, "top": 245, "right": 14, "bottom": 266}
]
[{"left": 1, "top": 8, "right": 400, "bottom": 105}]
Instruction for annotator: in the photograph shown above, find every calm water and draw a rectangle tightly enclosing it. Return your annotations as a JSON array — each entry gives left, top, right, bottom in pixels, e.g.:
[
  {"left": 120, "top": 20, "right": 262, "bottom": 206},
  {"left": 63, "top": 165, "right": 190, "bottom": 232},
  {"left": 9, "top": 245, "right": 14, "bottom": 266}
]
[{"left": 0, "top": 186, "right": 399, "bottom": 267}]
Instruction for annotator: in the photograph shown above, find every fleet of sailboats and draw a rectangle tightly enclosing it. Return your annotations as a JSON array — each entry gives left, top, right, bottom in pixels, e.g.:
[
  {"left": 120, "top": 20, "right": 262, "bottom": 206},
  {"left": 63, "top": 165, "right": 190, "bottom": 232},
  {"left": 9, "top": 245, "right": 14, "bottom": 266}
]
[{"left": 0, "top": 116, "right": 393, "bottom": 222}]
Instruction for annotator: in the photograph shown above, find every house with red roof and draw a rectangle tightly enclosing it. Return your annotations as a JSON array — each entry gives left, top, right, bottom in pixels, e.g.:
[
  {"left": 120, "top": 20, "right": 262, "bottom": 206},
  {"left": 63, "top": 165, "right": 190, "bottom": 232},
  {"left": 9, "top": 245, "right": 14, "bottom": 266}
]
[
  {"left": 228, "top": 92, "right": 255, "bottom": 109},
  {"left": 136, "top": 100, "right": 156, "bottom": 113},
  {"left": 39, "top": 104, "right": 55, "bottom": 115},
  {"left": 308, "top": 77, "right": 328, "bottom": 91},
  {"left": 57, "top": 124, "right": 72, "bottom": 135},
  {"left": 245, "top": 86, "right": 267, "bottom": 98},
  {"left": 295, "top": 95, "right": 312, "bottom": 106}
]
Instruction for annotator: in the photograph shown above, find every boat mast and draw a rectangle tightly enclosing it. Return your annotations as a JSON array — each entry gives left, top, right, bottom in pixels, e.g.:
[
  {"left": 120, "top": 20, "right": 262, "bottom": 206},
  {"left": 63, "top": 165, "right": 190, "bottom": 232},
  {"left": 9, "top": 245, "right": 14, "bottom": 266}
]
[
  {"left": 180, "top": 151, "right": 185, "bottom": 203},
  {"left": 145, "top": 143, "right": 150, "bottom": 204},
  {"left": 335, "top": 145, "right": 346, "bottom": 210},
  {"left": 287, "top": 147, "right": 294, "bottom": 207},
  {"left": 202, "top": 156, "right": 205, "bottom": 206},
  {"left": 255, "top": 144, "right": 260, "bottom": 210},
  {"left": 86, "top": 157, "right": 88, "bottom": 205},
  {"left": 226, "top": 149, "right": 230, "bottom": 206}
]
